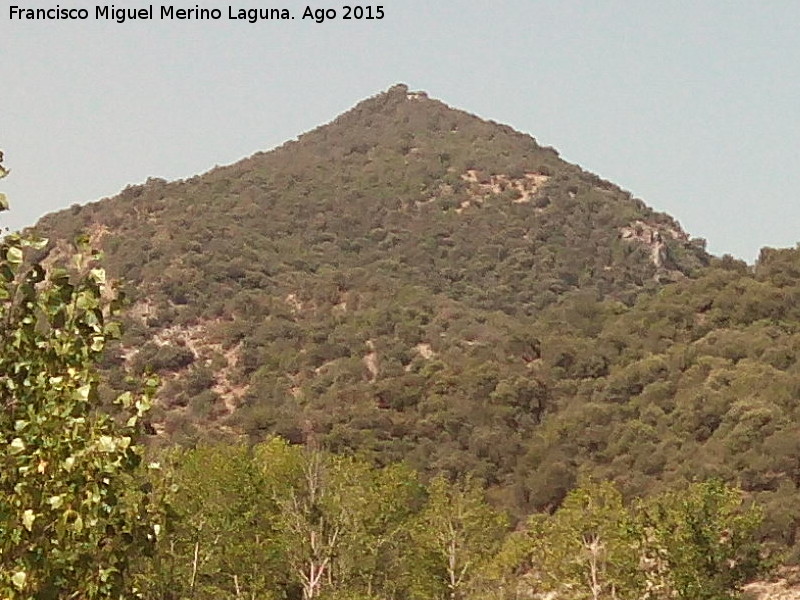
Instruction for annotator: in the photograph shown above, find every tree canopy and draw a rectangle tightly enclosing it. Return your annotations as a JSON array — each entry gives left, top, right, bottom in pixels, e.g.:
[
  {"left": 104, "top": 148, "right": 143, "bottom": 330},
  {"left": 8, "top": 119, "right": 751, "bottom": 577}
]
[{"left": 0, "top": 154, "right": 162, "bottom": 599}]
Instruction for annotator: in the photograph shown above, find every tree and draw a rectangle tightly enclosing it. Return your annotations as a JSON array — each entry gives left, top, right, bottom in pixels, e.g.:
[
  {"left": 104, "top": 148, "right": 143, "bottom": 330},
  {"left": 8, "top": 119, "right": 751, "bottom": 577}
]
[
  {"left": 488, "top": 480, "right": 769, "bottom": 600},
  {"left": 408, "top": 476, "right": 507, "bottom": 600},
  {"left": 517, "top": 482, "right": 641, "bottom": 600},
  {"left": 0, "top": 155, "right": 161, "bottom": 599},
  {"left": 639, "top": 479, "right": 768, "bottom": 600},
  {"left": 139, "top": 444, "right": 284, "bottom": 600},
  {"left": 256, "top": 438, "right": 424, "bottom": 600},
  {"left": 257, "top": 438, "right": 356, "bottom": 600},
  {"left": 328, "top": 461, "right": 424, "bottom": 600}
]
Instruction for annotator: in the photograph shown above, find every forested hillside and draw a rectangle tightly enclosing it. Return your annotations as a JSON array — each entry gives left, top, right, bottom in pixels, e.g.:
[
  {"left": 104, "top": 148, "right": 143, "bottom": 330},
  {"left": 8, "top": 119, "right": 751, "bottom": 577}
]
[{"left": 29, "top": 85, "right": 800, "bottom": 558}]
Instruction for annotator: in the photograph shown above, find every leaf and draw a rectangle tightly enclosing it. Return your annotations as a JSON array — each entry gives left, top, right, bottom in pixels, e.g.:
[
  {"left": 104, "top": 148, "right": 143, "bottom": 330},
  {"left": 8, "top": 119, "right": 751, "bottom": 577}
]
[
  {"left": 21, "top": 235, "right": 48, "bottom": 250},
  {"left": 89, "top": 267, "right": 106, "bottom": 284},
  {"left": 11, "top": 571, "right": 26, "bottom": 590},
  {"left": 0, "top": 264, "right": 14, "bottom": 282},
  {"left": 104, "top": 321, "right": 122, "bottom": 339},
  {"left": 6, "top": 245, "right": 23, "bottom": 264},
  {"left": 22, "top": 509, "right": 36, "bottom": 531},
  {"left": 75, "top": 291, "right": 97, "bottom": 310},
  {"left": 136, "top": 396, "right": 152, "bottom": 416},
  {"left": 98, "top": 436, "right": 116, "bottom": 452},
  {"left": 116, "top": 391, "right": 133, "bottom": 408},
  {"left": 71, "top": 514, "right": 84, "bottom": 533},
  {"left": 9, "top": 437, "right": 25, "bottom": 454},
  {"left": 0, "top": 192, "right": 8, "bottom": 211},
  {"left": 76, "top": 384, "right": 91, "bottom": 402},
  {"left": 90, "top": 335, "right": 105, "bottom": 352}
]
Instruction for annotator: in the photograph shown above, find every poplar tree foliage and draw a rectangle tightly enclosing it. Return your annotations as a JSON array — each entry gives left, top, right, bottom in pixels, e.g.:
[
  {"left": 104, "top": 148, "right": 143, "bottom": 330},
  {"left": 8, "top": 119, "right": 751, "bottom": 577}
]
[
  {"left": 638, "top": 480, "right": 767, "bottom": 600},
  {"left": 256, "top": 438, "right": 424, "bottom": 600},
  {"left": 491, "top": 480, "right": 768, "bottom": 600},
  {"left": 0, "top": 155, "right": 161, "bottom": 599},
  {"left": 408, "top": 476, "right": 507, "bottom": 600}
]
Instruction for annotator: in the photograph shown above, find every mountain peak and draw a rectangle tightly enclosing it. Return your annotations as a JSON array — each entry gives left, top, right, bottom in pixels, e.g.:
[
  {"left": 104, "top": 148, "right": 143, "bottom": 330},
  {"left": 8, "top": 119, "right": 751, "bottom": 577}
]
[
  {"left": 39, "top": 85, "right": 707, "bottom": 303},
  {"left": 34, "top": 86, "right": 709, "bottom": 455}
]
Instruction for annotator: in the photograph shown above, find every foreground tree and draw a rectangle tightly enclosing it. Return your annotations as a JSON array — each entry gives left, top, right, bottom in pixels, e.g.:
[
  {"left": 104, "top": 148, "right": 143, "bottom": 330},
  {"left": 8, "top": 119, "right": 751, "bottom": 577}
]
[
  {"left": 638, "top": 479, "right": 768, "bottom": 600},
  {"left": 408, "top": 476, "right": 508, "bottom": 600},
  {"left": 258, "top": 438, "right": 386, "bottom": 600},
  {"left": 501, "top": 482, "right": 641, "bottom": 600},
  {"left": 138, "top": 444, "right": 283, "bottom": 600},
  {"left": 0, "top": 156, "right": 161, "bottom": 599},
  {"left": 490, "top": 480, "right": 768, "bottom": 600}
]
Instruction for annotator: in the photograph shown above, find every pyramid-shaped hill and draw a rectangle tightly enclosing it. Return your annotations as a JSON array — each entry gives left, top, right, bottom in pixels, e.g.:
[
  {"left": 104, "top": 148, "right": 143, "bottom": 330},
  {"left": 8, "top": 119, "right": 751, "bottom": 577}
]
[
  {"left": 32, "top": 84, "right": 727, "bottom": 510},
  {"left": 38, "top": 83, "right": 708, "bottom": 317}
]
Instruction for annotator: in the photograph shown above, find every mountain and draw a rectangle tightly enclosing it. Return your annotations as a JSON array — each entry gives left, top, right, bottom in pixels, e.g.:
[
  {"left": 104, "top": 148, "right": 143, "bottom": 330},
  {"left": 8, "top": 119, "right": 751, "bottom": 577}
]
[{"left": 32, "top": 85, "right": 800, "bottom": 549}]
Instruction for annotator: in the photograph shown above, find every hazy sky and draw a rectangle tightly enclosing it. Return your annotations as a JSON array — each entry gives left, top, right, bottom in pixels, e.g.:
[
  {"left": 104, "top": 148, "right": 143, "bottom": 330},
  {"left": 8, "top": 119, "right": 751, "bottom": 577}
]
[{"left": 3, "top": 1, "right": 799, "bottom": 261}]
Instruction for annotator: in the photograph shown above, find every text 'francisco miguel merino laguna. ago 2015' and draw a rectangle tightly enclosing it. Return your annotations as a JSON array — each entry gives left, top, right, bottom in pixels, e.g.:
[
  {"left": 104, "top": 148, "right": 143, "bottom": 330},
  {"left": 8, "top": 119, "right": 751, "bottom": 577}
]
[{"left": 8, "top": 5, "right": 384, "bottom": 23}]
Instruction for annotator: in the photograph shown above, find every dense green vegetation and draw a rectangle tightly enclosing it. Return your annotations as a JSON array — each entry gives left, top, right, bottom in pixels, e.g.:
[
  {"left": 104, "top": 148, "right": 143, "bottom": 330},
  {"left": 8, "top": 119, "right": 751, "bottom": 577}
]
[
  {"left": 0, "top": 200, "right": 770, "bottom": 600},
  {"left": 134, "top": 442, "right": 767, "bottom": 600},
  {"left": 9, "top": 84, "right": 800, "bottom": 594},
  {"left": 31, "top": 87, "right": 707, "bottom": 471}
]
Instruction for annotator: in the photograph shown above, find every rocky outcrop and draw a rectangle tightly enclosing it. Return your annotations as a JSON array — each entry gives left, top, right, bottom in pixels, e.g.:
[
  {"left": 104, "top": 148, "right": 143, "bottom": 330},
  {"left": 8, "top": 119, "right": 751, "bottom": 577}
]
[{"left": 620, "top": 220, "right": 688, "bottom": 273}]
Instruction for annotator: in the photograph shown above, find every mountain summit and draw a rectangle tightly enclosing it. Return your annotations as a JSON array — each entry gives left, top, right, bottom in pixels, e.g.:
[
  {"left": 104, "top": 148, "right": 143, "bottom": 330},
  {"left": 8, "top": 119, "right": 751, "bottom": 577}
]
[
  {"left": 42, "top": 83, "right": 708, "bottom": 308},
  {"left": 36, "top": 84, "right": 719, "bottom": 511}
]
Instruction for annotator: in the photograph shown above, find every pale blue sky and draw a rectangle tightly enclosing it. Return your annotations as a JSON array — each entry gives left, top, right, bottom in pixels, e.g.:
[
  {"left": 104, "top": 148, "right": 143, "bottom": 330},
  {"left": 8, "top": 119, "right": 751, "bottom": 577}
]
[{"left": 3, "top": 1, "right": 799, "bottom": 261}]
